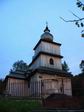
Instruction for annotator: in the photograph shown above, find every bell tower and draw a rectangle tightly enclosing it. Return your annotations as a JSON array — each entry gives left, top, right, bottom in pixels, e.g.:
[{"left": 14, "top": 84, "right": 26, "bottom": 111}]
[
  {"left": 29, "top": 24, "right": 72, "bottom": 96},
  {"left": 29, "top": 25, "right": 63, "bottom": 70}
]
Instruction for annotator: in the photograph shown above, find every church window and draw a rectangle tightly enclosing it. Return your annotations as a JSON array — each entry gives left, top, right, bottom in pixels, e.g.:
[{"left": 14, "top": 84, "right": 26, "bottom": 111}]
[{"left": 50, "top": 58, "right": 54, "bottom": 65}]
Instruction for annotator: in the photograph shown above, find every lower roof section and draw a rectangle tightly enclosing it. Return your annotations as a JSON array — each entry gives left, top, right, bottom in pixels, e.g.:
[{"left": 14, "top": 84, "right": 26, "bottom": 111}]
[
  {"left": 5, "top": 70, "right": 27, "bottom": 81},
  {"left": 32, "top": 66, "right": 73, "bottom": 78},
  {"left": 34, "top": 39, "right": 61, "bottom": 50},
  {"left": 5, "top": 74, "right": 26, "bottom": 80},
  {"left": 5, "top": 66, "right": 73, "bottom": 81}
]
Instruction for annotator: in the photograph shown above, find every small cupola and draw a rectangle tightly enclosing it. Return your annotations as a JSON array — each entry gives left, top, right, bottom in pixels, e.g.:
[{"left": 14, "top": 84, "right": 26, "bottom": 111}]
[{"left": 41, "top": 23, "right": 53, "bottom": 42}]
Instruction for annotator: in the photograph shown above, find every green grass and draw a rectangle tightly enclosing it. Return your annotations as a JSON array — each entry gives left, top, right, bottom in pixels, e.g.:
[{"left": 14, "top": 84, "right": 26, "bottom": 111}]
[{"left": 0, "top": 98, "right": 42, "bottom": 112}]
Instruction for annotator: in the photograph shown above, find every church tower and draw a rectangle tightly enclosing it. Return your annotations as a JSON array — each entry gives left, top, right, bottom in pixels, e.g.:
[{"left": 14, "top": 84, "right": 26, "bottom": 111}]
[
  {"left": 29, "top": 25, "right": 63, "bottom": 70},
  {"left": 29, "top": 25, "right": 72, "bottom": 96}
]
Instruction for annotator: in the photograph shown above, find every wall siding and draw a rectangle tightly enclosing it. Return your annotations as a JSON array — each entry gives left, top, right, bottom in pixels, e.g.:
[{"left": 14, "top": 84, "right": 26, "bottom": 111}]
[
  {"left": 30, "top": 54, "right": 62, "bottom": 70},
  {"left": 34, "top": 41, "right": 61, "bottom": 56},
  {"left": 30, "top": 73, "right": 72, "bottom": 96},
  {"left": 6, "top": 78, "right": 29, "bottom": 96},
  {"left": 29, "top": 55, "right": 41, "bottom": 69},
  {"left": 40, "top": 54, "right": 62, "bottom": 70}
]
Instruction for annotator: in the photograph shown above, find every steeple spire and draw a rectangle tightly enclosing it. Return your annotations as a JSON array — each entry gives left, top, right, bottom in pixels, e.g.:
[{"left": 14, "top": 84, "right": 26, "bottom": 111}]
[
  {"left": 44, "top": 22, "right": 50, "bottom": 32},
  {"left": 46, "top": 21, "right": 48, "bottom": 27}
]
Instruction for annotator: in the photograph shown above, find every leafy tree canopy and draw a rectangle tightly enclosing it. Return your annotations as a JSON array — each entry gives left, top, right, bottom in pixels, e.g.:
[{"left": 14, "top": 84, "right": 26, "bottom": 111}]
[
  {"left": 80, "top": 60, "right": 84, "bottom": 73},
  {"left": 11, "top": 60, "right": 29, "bottom": 72},
  {"left": 0, "top": 79, "right": 5, "bottom": 94},
  {"left": 62, "top": 61, "right": 69, "bottom": 72},
  {"left": 76, "top": 0, "right": 84, "bottom": 11}
]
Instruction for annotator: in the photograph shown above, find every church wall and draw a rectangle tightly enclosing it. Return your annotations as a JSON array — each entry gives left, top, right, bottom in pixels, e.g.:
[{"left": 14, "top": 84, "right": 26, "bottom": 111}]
[
  {"left": 40, "top": 54, "right": 62, "bottom": 70},
  {"left": 30, "top": 74, "right": 42, "bottom": 96},
  {"left": 30, "top": 73, "right": 39, "bottom": 82},
  {"left": 29, "top": 55, "right": 41, "bottom": 69},
  {"left": 34, "top": 42, "right": 42, "bottom": 56},
  {"left": 41, "top": 41, "right": 60, "bottom": 55},
  {"left": 34, "top": 41, "right": 61, "bottom": 56},
  {"left": 63, "top": 79, "right": 72, "bottom": 96},
  {"left": 6, "top": 78, "right": 29, "bottom": 96},
  {"left": 30, "top": 73, "right": 72, "bottom": 96}
]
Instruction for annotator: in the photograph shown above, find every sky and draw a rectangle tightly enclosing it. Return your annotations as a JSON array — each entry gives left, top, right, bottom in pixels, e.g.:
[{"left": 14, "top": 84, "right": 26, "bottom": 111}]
[{"left": 0, "top": 0, "right": 84, "bottom": 78}]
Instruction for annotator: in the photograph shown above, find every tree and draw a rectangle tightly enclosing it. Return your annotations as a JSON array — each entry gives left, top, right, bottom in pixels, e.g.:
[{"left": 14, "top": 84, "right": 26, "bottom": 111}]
[
  {"left": 76, "top": 0, "right": 84, "bottom": 11},
  {"left": 0, "top": 79, "right": 5, "bottom": 94},
  {"left": 11, "top": 60, "right": 29, "bottom": 72},
  {"left": 72, "top": 60, "right": 84, "bottom": 96},
  {"left": 72, "top": 75, "right": 84, "bottom": 97},
  {"left": 62, "top": 61, "right": 69, "bottom": 72},
  {"left": 80, "top": 60, "right": 84, "bottom": 73},
  {"left": 60, "top": 0, "right": 84, "bottom": 37}
]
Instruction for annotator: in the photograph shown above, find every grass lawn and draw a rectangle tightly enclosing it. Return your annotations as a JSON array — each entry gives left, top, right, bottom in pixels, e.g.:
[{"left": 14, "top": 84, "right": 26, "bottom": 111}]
[{"left": 0, "top": 98, "right": 42, "bottom": 112}]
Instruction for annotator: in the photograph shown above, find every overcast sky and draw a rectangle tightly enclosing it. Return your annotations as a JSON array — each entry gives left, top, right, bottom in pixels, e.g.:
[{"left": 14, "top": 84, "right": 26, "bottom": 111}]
[{"left": 0, "top": 0, "right": 84, "bottom": 78}]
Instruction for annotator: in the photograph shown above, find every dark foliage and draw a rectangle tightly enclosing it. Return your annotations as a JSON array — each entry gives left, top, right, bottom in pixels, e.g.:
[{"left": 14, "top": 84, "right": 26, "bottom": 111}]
[
  {"left": 79, "top": 60, "right": 84, "bottom": 73},
  {"left": 72, "top": 73, "right": 84, "bottom": 96},
  {"left": 0, "top": 79, "right": 5, "bottom": 94},
  {"left": 76, "top": 0, "right": 84, "bottom": 11},
  {"left": 62, "top": 61, "right": 69, "bottom": 72},
  {"left": 10, "top": 60, "right": 29, "bottom": 72},
  {"left": 61, "top": 0, "right": 84, "bottom": 37},
  {"left": 72, "top": 60, "right": 84, "bottom": 96}
]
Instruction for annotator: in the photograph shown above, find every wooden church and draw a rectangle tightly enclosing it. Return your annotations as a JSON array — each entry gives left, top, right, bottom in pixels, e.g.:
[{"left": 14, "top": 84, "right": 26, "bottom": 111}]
[{"left": 5, "top": 25, "right": 72, "bottom": 97}]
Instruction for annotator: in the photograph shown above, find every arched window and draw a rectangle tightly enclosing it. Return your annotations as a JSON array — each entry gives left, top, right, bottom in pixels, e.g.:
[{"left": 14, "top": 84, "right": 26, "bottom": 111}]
[{"left": 49, "top": 58, "right": 54, "bottom": 65}]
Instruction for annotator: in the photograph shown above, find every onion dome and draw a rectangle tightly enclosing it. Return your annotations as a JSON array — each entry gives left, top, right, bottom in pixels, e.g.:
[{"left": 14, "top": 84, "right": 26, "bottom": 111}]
[{"left": 41, "top": 24, "right": 53, "bottom": 42}]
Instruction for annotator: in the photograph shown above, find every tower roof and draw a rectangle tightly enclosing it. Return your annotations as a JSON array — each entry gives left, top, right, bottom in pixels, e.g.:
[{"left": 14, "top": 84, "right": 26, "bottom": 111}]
[{"left": 41, "top": 24, "right": 53, "bottom": 42}]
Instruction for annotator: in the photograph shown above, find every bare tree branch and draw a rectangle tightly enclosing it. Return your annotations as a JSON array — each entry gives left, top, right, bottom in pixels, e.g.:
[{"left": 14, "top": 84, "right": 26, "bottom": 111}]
[
  {"left": 60, "top": 0, "right": 84, "bottom": 37},
  {"left": 69, "top": 11, "right": 80, "bottom": 19},
  {"left": 81, "top": 30, "right": 84, "bottom": 33},
  {"left": 60, "top": 17, "right": 84, "bottom": 23}
]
